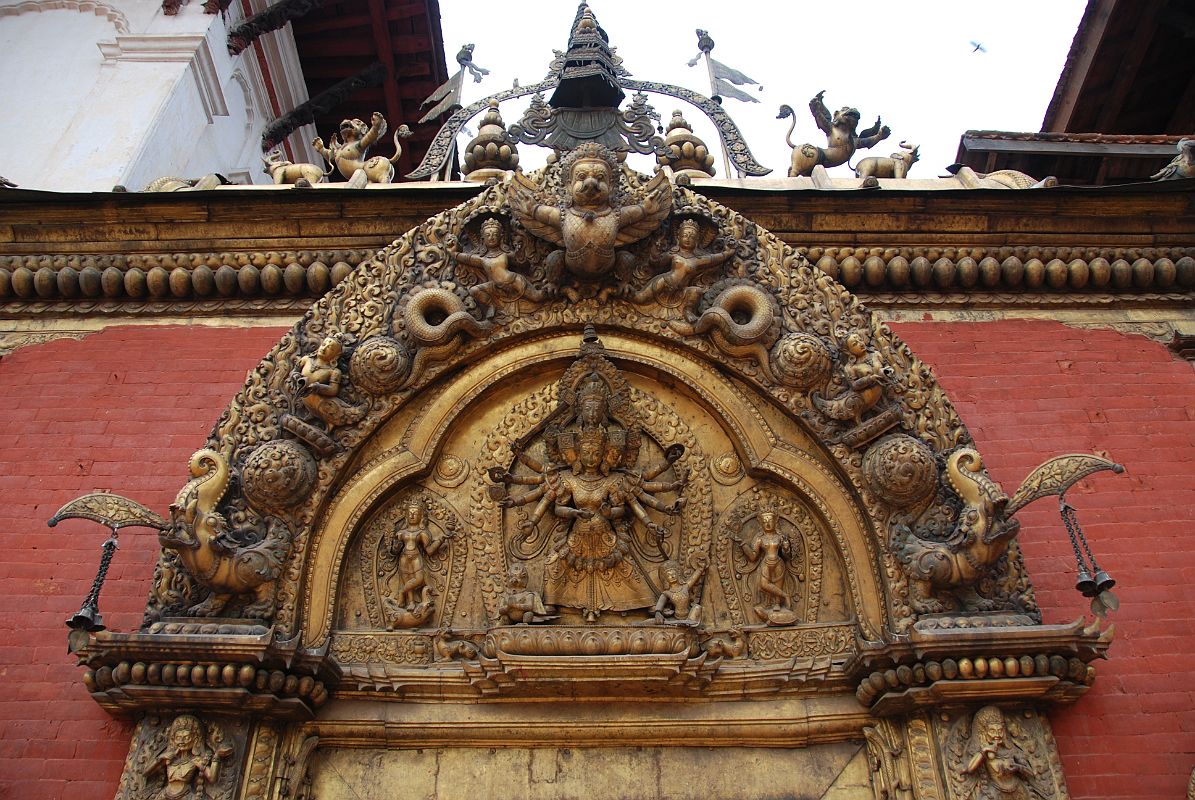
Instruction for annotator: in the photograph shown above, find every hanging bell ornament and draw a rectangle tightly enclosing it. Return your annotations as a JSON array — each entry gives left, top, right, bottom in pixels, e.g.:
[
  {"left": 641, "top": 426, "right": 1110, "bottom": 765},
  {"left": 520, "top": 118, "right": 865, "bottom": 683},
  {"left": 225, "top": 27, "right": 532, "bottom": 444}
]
[
  {"left": 1093, "top": 569, "right": 1116, "bottom": 594},
  {"left": 64, "top": 533, "right": 118, "bottom": 650},
  {"left": 1074, "top": 567, "right": 1097, "bottom": 597}
]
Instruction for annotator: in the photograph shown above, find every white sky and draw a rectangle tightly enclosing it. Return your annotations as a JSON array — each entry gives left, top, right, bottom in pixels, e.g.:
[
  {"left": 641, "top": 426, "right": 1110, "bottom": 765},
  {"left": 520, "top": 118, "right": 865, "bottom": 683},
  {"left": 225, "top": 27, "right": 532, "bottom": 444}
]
[{"left": 439, "top": 1, "right": 1087, "bottom": 179}]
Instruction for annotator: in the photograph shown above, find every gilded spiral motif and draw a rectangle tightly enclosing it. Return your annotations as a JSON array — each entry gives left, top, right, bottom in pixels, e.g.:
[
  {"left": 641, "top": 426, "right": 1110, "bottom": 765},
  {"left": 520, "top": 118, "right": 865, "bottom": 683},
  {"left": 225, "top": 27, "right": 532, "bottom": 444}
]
[
  {"left": 348, "top": 335, "right": 409, "bottom": 395},
  {"left": 862, "top": 435, "right": 938, "bottom": 505},
  {"left": 242, "top": 439, "right": 318, "bottom": 512},
  {"left": 770, "top": 332, "right": 833, "bottom": 388}
]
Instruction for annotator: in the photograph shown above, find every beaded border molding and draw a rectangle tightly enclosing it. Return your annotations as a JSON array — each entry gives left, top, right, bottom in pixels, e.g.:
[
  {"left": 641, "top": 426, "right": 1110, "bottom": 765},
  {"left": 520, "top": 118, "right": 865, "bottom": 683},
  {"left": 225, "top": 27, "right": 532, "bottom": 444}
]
[{"left": 0, "top": 246, "right": 1192, "bottom": 306}]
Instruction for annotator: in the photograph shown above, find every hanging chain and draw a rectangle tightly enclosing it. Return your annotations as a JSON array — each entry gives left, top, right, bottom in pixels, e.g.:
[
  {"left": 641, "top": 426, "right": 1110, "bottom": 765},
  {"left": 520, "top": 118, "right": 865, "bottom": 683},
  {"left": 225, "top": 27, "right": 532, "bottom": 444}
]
[
  {"left": 1058, "top": 496, "right": 1092, "bottom": 573},
  {"left": 81, "top": 530, "right": 119, "bottom": 611}
]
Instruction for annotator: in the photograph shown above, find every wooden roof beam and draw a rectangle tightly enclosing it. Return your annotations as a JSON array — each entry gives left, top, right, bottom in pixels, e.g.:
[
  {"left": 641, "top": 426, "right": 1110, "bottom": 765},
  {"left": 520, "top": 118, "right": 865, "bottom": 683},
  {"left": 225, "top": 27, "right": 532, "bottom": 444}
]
[
  {"left": 1042, "top": 0, "right": 1117, "bottom": 132},
  {"left": 228, "top": 0, "right": 324, "bottom": 55},
  {"left": 1093, "top": 1, "right": 1164, "bottom": 132},
  {"left": 366, "top": 0, "right": 403, "bottom": 129}
]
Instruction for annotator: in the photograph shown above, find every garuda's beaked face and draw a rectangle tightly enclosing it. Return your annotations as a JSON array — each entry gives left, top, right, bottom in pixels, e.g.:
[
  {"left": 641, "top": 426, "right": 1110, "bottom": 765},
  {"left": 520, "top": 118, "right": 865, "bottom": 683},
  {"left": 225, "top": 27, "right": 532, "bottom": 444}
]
[{"left": 570, "top": 158, "right": 612, "bottom": 208}]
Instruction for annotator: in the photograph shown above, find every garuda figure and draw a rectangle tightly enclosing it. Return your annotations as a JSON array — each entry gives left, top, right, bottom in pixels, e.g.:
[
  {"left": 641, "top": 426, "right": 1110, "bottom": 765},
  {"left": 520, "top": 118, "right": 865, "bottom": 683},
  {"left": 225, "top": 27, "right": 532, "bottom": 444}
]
[{"left": 508, "top": 143, "right": 672, "bottom": 299}]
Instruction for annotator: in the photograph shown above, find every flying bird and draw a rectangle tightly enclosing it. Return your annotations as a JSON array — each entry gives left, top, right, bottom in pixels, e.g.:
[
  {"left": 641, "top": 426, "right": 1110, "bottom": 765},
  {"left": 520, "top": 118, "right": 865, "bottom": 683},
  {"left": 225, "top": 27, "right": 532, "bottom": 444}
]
[{"left": 969, "top": 41, "right": 987, "bottom": 53}]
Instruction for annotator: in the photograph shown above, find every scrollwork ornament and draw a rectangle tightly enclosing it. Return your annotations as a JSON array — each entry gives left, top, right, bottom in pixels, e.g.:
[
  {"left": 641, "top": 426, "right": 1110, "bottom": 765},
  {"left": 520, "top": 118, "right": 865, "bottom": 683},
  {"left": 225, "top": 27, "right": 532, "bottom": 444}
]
[
  {"left": 863, "top": 434, "right": 938, "bottom": 506},
  {"left": 770, "top": 332, "right": 833, "bottom": 388},
  {"left": 242, "top": 439, "right": 318, "bottom": 513},
  {"left": 348, "top": 335, "right": 410, "bottom": 395}
]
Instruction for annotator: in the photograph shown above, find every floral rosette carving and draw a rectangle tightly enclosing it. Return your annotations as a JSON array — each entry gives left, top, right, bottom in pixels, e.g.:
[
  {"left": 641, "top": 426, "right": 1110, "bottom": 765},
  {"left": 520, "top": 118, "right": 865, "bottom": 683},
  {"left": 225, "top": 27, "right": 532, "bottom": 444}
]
[
  {"left": 348, "top": 335, "right": 410, "bottom": 395},
  {"left": 241, "top": 439, "right": 318, "bottom": 514},
  {"left": 862, "top": 434, "right": 938, "bottom": 506}
]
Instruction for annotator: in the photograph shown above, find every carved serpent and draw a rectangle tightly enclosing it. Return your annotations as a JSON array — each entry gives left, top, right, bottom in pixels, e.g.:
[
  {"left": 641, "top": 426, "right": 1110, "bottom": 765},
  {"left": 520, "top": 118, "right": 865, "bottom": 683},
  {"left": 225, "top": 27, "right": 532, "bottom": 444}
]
[
  {"left": 675, "top": 283, "right": 780, "bottom": 380},
  {"left": 399, "top": 288, "right": 493, "bottom": 388}
]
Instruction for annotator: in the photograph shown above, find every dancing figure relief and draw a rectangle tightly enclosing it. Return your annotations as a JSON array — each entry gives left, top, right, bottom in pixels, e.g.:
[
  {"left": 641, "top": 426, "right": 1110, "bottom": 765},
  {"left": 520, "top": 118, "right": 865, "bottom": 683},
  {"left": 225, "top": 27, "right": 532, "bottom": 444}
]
[
  {"left": 453, "top": 217, "right": 546, "bottom": 313},
  {"left": 142, "top": 715, "right": 233, "bottom": 800},
  {"left": 734, "top": 507, "right": 805, "bottom": 626},
  {"left": 489, "top": 329, "right": 688, "bottom": 622},
  {"left": 378, "top": 496, "right": 454, "bottom": 628},
  {"left": 294, "top": 335, "right": 366, "bottom": 429}
]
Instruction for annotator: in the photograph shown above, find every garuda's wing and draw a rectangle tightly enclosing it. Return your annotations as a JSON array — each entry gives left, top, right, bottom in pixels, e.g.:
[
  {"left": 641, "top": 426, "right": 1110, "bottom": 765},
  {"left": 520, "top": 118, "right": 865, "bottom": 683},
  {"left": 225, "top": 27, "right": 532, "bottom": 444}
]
[
  {"left": 507, "top": 171, "right": 564, "bottom": 247},
  {"left": 615, "top": 170, "right": 673, "bottom": 247}
]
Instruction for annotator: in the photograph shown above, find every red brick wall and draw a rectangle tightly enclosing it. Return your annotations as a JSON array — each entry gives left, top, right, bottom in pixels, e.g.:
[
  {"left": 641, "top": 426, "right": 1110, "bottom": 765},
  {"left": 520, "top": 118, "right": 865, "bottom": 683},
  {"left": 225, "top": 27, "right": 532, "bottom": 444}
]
[
  {"left": 0, "top": 325, "right": 287, "bottom": 800},
  {"left": 1, "top": 320, "right": 1191, "bottom": 798},
  {"left": 893, "top": 320, "right": 1195, "bottom": 799}
]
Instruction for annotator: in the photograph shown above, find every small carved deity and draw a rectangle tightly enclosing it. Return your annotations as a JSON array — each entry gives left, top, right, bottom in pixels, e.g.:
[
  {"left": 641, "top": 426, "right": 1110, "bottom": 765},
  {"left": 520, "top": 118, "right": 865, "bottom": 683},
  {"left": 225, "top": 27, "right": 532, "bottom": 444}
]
[
  {"left": 653, "top": 558, "right": 706, "bottom": 625},
  {"left": 143, "top": 715, "right": 232, "bottom": 800},
  {"left": 812, "top": 332, "right": 891, "bottom": 427},
  {"left": 491, "top": 332, "right": 687, "bottom": 622},
  {"left": 508, "top": 142, "right": 672, "bottom": 295},
  {"left": 959, "top": 706, "right": 1037, "bottom": 800},
  {"left": 735, "top": 508, "right": 804, "bottom": 625},
  {"left": 378, "top": 497, "right": 452, "bottom": 628},
  {"left": 454, "top": 217, "right": 546, "bottom": 312},
  {"left": 631, "top": 217, "right": 735, "bottom": 319},
  {"left": 313, "top": 112, "right": 411, "bottom": 185},
  {"left": 498, "top": 562, "right": 556, "bottom": 624},
  {"left": 780, "top": 91, "right": 890, "bottom": 177},
  {"left": 295, "top": 335, "right": 366, "bottom": 429}
]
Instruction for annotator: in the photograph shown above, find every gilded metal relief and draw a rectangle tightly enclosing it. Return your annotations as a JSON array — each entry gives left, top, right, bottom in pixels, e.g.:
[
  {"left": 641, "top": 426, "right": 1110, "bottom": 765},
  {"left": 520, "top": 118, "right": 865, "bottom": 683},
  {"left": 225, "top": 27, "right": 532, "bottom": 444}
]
[
  {"left": 115, "top": 714, "right": 248, "bottom": 800},
  {"left": 353, "top": 492, "right": 466, "bottom": 630}
]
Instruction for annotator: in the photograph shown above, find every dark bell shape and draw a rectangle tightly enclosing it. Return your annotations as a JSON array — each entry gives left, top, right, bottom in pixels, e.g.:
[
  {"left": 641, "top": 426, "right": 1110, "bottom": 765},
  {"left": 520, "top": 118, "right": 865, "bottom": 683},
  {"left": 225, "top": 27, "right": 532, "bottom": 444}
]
[
  {"left": 1093, "top": 569, "right": 1116, "bottom": 594},
  {"left": 1075, "top": 567, "right": 1098, "bottom": 597}
]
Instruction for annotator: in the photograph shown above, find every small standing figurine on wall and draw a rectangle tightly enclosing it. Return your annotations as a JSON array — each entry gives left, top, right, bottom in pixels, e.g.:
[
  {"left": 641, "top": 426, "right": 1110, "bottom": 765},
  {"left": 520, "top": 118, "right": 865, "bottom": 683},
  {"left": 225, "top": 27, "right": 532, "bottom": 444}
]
[
  {"left": 454, "top": 217, "right": 546, "bottom": 313},
  {"left": 735, "top": 508, "right": 803, "bottom": 626},
  {"left": 378, "top": 496, "right": 453, "bottom": 627},
  {"left": 295, "top": 335, "right": 366, "bottom": 430},
  {"left": 143, "top": 715, "right": 232, "bottom": 800},
  {"left": 653, "top": 558, "right": 706, "bottom": 625},
  {"left": 498, "top": 563, "right": 557, "bottom": 624},
  {"left": 959, "top": 706, "right": 1036, "bottom": 800},
  {"left": 631, "top": 217, "right": 736, "bottom": 319}
]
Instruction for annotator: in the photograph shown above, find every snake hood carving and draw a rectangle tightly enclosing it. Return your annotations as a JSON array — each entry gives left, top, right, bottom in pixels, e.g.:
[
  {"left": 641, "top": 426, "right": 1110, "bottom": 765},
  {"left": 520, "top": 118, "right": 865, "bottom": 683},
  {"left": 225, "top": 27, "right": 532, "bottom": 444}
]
[
  {"left": 508, "top": 143, "right": 672, "bottom": 287},
  {"left": 893, "top": 448, "right": 1122, "bottom": 616}
]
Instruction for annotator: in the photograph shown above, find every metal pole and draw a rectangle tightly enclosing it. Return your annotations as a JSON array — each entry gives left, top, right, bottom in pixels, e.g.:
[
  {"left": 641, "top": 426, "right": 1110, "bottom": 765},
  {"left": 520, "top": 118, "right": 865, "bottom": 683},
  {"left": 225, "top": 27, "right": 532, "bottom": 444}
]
[{"left": 703, "top": 51, "right": 735, "bottom": 179}]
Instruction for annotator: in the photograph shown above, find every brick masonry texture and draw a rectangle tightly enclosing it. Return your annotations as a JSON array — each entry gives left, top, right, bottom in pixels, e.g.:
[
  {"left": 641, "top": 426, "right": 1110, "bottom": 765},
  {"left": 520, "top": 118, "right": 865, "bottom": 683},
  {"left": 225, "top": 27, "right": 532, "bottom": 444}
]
[
  {"left": 894, "top": 320, "right": 1195, "bottom": 799},
  {"left": 0, "top": 325, "right": 287, "bottom": 800},
  {"left": 0, "top": 319, "right": 1192, "bottom": 798}
]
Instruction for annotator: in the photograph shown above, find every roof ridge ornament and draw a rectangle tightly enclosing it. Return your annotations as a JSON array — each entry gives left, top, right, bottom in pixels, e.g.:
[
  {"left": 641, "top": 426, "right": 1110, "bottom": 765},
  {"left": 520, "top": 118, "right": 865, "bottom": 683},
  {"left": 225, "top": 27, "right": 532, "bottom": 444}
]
[{"left": 405, "top": 6, "right": 770, "bottom": 179}]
